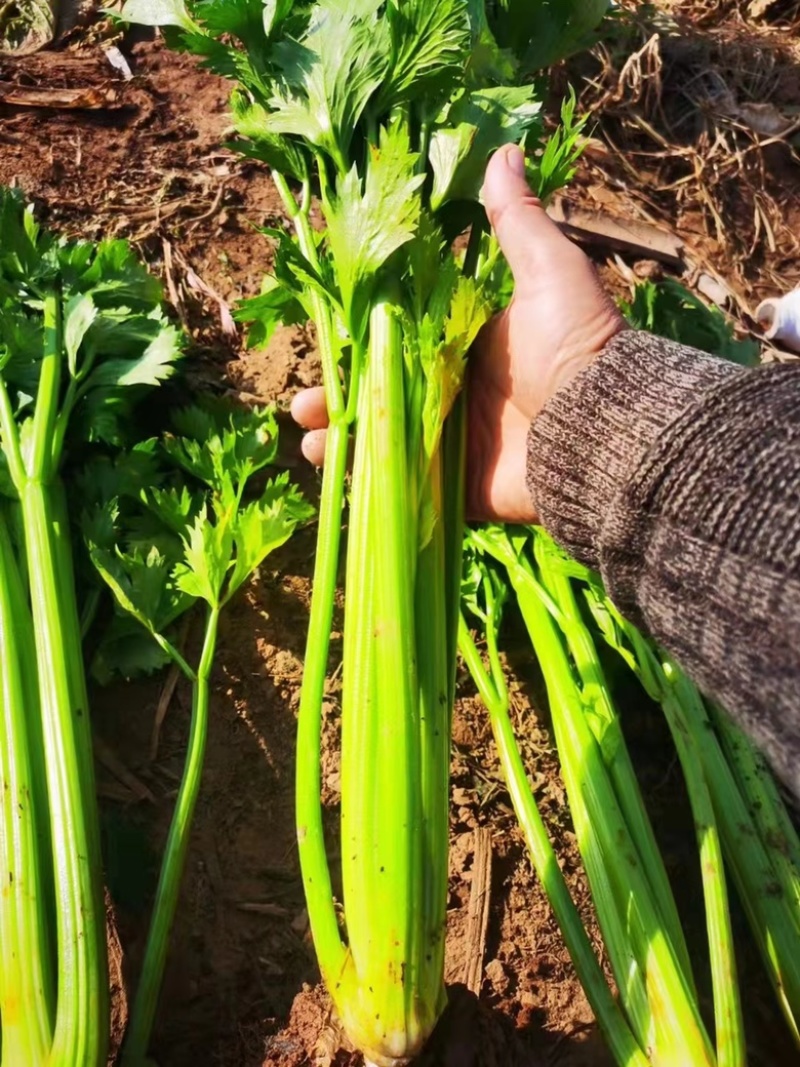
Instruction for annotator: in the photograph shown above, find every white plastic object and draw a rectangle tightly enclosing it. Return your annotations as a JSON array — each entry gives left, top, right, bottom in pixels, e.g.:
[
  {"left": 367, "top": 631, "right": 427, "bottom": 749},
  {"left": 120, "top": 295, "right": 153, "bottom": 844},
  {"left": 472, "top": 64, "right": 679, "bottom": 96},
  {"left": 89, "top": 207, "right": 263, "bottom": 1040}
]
[{"left": 755, "top": 289, "right": 800, "bottom": 353}]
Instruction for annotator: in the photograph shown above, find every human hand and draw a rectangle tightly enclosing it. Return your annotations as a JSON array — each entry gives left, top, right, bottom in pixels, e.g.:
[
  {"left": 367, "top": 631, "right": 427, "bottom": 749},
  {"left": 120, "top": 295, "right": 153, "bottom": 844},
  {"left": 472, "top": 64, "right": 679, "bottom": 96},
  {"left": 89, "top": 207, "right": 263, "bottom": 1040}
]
[{"left": 291, "top": 143, "right": 625, "bottom": 523}]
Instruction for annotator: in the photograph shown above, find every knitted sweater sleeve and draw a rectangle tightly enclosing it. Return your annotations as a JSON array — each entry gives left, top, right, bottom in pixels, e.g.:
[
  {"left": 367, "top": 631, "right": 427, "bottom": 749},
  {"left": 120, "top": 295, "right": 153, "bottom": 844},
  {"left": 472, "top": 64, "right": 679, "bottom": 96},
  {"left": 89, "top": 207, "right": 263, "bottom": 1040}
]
[{"left": 526, "top": 330, "right": 800, "bottom": 797}]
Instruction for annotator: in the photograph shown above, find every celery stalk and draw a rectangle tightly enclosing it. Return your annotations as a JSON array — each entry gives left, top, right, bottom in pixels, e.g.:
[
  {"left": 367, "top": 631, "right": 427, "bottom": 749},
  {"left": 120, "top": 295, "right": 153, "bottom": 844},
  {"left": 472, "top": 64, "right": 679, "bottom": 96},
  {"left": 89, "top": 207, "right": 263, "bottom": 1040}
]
[
  {"left": 657, "top": 662, "right": 744, "bottom": 1067},
  {"left": 586, "top": 586, "right": 800, "bottom": 1048},
  {"left": 0, "top": 508, "right": 54, "bottom": 1066},
  {"left": 533, "top": 539, "right": 745, "bottom": 1064},
  {"left": 0, "top": 188, "right": 184, "bottom": 1067},
  {"left": 710, "top": 706, "right": 800, "bottom": 920},
  {"left": 306, "top": 299, "right": 451, "bottom": 1064},
  {"left": 668, "top": 676, "right": 800, "bottom": 1044},
  {"left": 0, "top": 291, "right": 109, "bottom": 1067},
  {"left": 516, "top": 583, "right": 711, "bottom": 1062},
  {"left": 458, "top": 605, "right": 648, "bottom": 1067},
  {"left": 471, "top": 527, "right": 716, "bottom": 1065},
  {"left": 122, "top": 606, "right": 220, "bottom": 1065},
  {"left": 533, "top": 540, "right": 694, "bottom": 991}
]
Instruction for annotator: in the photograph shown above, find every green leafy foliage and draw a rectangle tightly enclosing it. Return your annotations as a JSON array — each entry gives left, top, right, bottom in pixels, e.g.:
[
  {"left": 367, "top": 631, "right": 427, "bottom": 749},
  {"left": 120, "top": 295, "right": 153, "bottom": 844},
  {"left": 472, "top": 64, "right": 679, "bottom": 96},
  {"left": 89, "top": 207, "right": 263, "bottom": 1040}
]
[
  {"left": 262, "top": 0, "right": 392, "bottom": 166},
  {"left": 116, "top": 0, "right": 597, "bottom": 366},
  {"left": 90, "top": 540, "right": 192, "bottom": 640},
  {"left": 166, "top": 401, "right": 281, "bottom": 490},
  {"left": 621, "top": 278, "right": 760, "bottom": 366},
  {"left": 429, "top": 86, "right": 542, "bottom": 210},
  {"left": 526, "top": 90, "right": 587, "bottom": 203},
  {"left": 229, "top": 90, "right": 310, "bottom": 180},
  {"left": 418, "top": 274, "right": 493, "bottom": 460},
  {"left": 485, "top": 0, "right": 611, "bottom": 72},
  {"left": 0, "top": 188, "right": 181, "bottom": 465},
  {"left": 325, "top": 123, "right": 424, "bottom": 331},
  {"left": 86, "top": 403, "right": 313, "bottom": 680},
  {"left": 376, "top": 0, "right": 471, "bottom": 113}
]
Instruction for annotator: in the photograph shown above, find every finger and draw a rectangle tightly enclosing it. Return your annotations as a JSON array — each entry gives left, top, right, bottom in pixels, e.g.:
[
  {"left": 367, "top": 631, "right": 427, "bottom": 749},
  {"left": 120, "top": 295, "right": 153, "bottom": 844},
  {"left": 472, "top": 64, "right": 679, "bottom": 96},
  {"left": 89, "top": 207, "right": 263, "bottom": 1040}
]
[
  {"left": 291, "top": 386, "right": 329, "bottom": 430},
  {"left": 300, "top": 428, "right": 327, "bottom": 467},
  {"left": 481, "top": 144, "right": 577, "bottom": 286}
]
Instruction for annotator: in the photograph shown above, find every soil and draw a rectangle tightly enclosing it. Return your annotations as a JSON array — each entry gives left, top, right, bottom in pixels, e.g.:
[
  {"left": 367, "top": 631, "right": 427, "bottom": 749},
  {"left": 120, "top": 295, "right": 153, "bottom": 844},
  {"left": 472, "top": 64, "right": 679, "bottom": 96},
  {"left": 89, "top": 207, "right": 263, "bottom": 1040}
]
[{"left": 1, "top": 12, "right": 799, "bottom": 1067}]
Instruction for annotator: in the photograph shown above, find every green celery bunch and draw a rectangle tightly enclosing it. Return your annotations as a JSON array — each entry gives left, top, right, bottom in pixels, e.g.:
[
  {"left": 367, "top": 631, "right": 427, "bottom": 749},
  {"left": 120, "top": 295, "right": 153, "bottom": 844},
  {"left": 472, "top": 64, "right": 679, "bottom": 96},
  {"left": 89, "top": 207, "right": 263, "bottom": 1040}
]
[
  {"left": 463, "top": 521, "right": 800, "bottom": 1062},
  {"left": 586, "top": 586, "right": 800, "bottom": 1048},
  {"left": 117, "top": 0, "right": 609, "bottom": 1061},
  {"left": 458, "top": 546, "right": 649, "bottom": 1067},
  {"left": 0, "top": 188, "right": 181, "bottom": 1067},
  {"left": 461, "top": 526, "right": 736, "bottom": 1067},
  {"left": 82, "top": 403, "right": 312, "bottom": 1064}
]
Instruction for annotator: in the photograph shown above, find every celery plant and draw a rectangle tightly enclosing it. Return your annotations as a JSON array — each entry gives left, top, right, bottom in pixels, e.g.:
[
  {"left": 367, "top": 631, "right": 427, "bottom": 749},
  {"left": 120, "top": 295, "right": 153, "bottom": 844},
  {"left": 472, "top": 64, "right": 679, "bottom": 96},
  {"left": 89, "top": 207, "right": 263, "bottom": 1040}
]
[
  {"left": 84, "top": 403, "right": 312, "bottom": 1064},
  {"left": 463, "top": 526, "right": 724, "bottom": 1066},
  {"left": 118, "top": 0, "right": 609, "bottom": 1060},
  {"left": 458, "top": 550, "right": 648, "bottom": 1067},
  {"left": 585, "top": 587, "right": 800, "bottom": 1047},
  {"left": 0, "top": 188, "right": 181, "bottom": 1066}
]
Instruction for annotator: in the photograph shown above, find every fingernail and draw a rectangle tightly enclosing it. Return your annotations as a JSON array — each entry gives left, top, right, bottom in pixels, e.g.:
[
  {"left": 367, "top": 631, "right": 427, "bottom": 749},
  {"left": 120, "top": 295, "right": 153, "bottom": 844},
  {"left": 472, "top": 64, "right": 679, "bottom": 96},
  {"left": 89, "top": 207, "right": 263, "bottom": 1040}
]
[{"left": 506, "top": 144, "right": 526, "bottom": 177}]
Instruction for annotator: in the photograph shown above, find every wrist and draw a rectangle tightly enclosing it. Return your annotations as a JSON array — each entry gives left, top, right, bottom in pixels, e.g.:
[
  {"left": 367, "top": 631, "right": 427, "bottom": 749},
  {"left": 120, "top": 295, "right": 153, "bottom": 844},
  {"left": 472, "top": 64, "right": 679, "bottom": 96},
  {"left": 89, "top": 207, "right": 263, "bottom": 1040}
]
[
  {"left": 526, "top": 330, "right": 741, "bottom": 569},
  {"left": 540, "top": 316, "right": 629, "bottom": 414}
]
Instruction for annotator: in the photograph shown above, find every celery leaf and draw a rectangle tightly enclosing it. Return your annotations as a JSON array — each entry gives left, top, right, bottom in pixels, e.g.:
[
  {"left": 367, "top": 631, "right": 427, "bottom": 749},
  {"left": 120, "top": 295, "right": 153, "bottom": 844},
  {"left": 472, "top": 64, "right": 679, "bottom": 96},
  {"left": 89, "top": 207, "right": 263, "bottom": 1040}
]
[
  {"left": 89, "top": 541, "right": 192, "bottom": 635},
  {"left": 266, "top": 0, "right": 390, "bottom": 163},
  {"left": 325, "top": 122, "right": 424, "bottom": 333},
  {"left": 226, "top": 474, "right": 314, "bottom": 600},
  {"left": 488, "top": 0, "right": 610, "bottom": 73},
  {"left": 117, "top": 0, "right": 198, "bottom": 31},
  {"left": 174, "top": 505, "right": 234, "bottom": 607},
  {"left": 64, "top": 295, "right": 98, "bottom": 378},
  {"left": 420, "top": 276, "right": 493, "bottom": 461},
  {"left": 378, "top": 0, "right": 471, "bottom": 112},
  {"left": 429, "top": 86, "right": 542, "bottom": 209}
]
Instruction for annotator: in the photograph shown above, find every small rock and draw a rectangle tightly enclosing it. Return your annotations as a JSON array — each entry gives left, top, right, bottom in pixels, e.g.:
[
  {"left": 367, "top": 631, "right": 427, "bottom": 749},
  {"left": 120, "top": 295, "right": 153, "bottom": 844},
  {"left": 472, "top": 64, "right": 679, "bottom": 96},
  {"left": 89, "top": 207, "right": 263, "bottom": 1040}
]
[{"left": 484, "top": 957, "right": 510, "bottom": 996}]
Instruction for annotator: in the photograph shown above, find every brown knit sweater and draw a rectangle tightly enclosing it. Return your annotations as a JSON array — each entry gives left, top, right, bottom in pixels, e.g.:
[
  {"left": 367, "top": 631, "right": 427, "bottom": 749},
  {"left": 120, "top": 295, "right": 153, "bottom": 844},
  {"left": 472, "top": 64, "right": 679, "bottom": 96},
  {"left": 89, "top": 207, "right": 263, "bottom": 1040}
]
[{"left": 527, "top": 330, "right": 800, "bottom": 798}]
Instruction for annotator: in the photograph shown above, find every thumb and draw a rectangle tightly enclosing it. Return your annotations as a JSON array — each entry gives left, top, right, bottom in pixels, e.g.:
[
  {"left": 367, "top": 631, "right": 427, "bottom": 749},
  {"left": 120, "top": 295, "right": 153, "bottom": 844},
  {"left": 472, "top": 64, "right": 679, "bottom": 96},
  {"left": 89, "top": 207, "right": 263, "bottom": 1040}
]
[{"left": 481, "top": 144, "right": 571, "bottom": 285}]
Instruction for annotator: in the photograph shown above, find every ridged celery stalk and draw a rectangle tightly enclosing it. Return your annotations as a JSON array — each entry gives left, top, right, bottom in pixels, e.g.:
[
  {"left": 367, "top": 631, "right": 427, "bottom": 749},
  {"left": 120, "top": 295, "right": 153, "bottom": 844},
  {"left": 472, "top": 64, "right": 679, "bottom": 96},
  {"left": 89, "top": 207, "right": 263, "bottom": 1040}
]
[
  {"left": 0, "top": 291, "right": 109, "bottom": 1067},
  {"left": 533, "top": 539, "right": 744, "bottom": 1067},
  {"left": 665, "top": 675, "right": 800, "bottom": 1044},
  {"left": 458, "top": 584, "right": 648, "bottom": 1067},
  {"left": 710, "top": 706, "right": 800, "bottom": 919},
  {"left": 296, "top": 285, "right": 461, "bottom": 1064},
  {"left": 468, "top": 526, "right": 716, "bottom": 1065},
  {"left": 0, "top": 187, "right": 182, "bottom": 1066},
  {"left": 0, "top": 508, "right": 54, "bottom": 1066},
  {"left": 532, "top": 539, "right": 694, "bottom": 990},
  {"left": 122, "top": 606, "right": 220, "bottom": 1064},
  {"left": 584, "top": 578, "right": 800, "bottom": 1050}
]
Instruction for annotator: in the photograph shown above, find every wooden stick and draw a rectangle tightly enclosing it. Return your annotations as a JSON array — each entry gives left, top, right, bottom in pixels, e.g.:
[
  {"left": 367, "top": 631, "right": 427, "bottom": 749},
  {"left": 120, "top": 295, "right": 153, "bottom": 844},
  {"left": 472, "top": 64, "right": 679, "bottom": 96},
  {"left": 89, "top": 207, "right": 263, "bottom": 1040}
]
[{"left": 462, "top": 826, "right": 492, "bottom": 995}]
